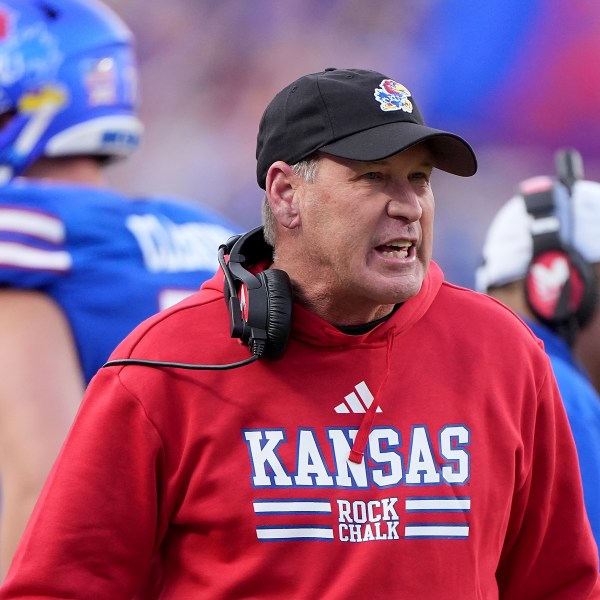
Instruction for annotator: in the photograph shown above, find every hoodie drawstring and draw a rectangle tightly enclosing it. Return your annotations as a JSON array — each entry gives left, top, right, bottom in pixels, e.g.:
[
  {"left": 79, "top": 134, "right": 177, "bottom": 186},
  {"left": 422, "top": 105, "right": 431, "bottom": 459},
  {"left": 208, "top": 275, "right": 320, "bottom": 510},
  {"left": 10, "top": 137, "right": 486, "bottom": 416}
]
[{"left": 348, "top": 329, "right": 395, "bottom": 464}]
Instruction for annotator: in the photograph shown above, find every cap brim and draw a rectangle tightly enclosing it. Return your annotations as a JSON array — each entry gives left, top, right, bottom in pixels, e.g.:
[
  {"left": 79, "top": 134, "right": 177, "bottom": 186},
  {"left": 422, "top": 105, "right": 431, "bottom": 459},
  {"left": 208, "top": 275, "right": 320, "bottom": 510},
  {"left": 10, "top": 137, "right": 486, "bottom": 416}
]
[{"left": 319, "top": 121, "right": 477, "bottom": 177}]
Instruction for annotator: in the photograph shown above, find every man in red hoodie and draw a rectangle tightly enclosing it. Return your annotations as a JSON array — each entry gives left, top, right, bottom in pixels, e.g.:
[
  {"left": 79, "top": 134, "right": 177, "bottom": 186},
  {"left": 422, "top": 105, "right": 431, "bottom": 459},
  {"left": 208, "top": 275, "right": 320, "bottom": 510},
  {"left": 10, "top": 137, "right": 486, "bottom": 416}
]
[{"left": 2, "top": 68, "right": 599, "bottom": 599}]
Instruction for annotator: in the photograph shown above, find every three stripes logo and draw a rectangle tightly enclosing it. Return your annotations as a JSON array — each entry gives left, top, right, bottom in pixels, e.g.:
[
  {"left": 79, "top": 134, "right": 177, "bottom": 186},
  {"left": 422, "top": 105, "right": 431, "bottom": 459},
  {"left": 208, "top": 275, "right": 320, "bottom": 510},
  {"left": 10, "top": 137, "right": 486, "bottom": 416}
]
[{"left": 334, "top": 381, "right": 381, "bottom": 414}]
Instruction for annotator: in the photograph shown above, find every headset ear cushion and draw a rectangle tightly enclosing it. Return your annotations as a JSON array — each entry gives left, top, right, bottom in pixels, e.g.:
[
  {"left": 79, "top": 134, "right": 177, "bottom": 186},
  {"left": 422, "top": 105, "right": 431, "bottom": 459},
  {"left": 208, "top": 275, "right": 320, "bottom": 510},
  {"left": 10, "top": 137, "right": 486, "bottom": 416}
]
[
  {"left": 525, "top": 247, "right": 598, "bottom": 330},
  {"left": 259, "top": 269, "right": 293, "bottom": 359},
  {"left": 568, "top": 249, "right": 599, "bottom": 329}
]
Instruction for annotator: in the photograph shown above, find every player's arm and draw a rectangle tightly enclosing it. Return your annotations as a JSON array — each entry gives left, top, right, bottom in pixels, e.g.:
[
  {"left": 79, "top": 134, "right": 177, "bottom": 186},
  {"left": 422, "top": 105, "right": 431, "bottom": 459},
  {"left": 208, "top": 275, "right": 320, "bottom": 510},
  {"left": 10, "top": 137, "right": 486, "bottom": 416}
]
[
  {"left": 0, "top": 366, "right": 164, "bottom": 597},
  {"left": 0, "top": 289, "right": 85, "bottom": 578}
]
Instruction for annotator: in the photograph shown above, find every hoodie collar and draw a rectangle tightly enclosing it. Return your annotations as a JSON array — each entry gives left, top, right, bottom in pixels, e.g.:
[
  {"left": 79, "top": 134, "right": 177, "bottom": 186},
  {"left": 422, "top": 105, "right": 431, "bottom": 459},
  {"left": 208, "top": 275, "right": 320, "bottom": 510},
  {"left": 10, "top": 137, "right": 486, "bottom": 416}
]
[
  {"left": 201, "top": 260, "right": 444, "bottom": 348},
  {"left": 290, "top": 261, "right": 444, "bottom": 349}
]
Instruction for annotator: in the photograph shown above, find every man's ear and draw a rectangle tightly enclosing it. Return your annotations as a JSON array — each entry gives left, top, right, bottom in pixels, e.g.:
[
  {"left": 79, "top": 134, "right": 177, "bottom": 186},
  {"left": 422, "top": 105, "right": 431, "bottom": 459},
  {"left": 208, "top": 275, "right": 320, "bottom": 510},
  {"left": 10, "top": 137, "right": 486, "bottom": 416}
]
[{"left": 265, "top": 161, "right": 301, "bottom": 230}]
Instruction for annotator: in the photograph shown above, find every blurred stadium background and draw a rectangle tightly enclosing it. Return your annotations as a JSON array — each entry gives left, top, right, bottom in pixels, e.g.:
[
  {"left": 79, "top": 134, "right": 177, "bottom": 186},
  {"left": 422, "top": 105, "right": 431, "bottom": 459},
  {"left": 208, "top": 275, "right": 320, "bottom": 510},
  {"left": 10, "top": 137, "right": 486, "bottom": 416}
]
[{"left": 103, "top": 0, "right": 600, "bottom": 290}]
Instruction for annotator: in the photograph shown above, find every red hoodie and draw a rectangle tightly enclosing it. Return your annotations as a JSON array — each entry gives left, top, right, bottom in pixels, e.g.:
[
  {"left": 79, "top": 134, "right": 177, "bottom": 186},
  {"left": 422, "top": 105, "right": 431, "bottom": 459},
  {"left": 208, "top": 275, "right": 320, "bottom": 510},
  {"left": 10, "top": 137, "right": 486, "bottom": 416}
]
[{"left": 2, "top": 262, "right": 599, "bottom": 599}]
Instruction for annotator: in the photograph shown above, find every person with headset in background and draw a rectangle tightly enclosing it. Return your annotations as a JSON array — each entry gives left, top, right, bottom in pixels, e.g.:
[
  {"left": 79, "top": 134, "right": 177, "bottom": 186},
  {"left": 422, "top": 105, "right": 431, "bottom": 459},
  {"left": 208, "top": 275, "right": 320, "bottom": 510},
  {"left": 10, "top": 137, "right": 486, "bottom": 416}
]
[
  {"left": 2, "top": 68, "right": 599, "bottom": 598},
  {"left": 0, "top": 0, "right": 238, "bottom": 578},
  {"left": 475, "top": 148, "right": 600, "bottom": 553}
]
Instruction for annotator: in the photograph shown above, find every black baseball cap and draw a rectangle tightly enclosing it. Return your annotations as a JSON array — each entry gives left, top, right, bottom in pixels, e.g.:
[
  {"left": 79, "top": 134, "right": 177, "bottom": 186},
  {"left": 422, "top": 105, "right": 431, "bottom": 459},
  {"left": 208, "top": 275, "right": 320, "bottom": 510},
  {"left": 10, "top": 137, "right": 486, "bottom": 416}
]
[{"left": 256, "top": 67, "right": 477, "bottom": 189}]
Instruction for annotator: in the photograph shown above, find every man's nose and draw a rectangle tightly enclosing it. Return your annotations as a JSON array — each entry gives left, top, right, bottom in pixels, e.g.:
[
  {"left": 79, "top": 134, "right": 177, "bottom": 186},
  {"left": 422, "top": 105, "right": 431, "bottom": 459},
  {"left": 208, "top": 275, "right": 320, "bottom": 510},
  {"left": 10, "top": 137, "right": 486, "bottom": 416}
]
[{"left": 386, "top": 189, "right": 423, "bottom": 222}]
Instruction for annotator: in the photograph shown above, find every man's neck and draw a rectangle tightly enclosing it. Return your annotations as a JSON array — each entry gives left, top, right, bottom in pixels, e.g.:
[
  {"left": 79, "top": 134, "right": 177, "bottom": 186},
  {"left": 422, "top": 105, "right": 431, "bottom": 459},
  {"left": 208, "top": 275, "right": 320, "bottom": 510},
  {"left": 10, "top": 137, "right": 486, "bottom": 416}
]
[{"left": 23, "top": 156, "right": 107, "bottom": 187}]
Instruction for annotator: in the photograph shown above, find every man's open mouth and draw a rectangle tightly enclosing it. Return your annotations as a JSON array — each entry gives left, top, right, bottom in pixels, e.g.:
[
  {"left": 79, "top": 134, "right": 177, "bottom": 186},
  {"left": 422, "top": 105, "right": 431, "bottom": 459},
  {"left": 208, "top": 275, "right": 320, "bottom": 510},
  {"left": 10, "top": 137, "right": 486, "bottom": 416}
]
[{"left": 375, "top": 240, "right": 413, "bottom": 259}]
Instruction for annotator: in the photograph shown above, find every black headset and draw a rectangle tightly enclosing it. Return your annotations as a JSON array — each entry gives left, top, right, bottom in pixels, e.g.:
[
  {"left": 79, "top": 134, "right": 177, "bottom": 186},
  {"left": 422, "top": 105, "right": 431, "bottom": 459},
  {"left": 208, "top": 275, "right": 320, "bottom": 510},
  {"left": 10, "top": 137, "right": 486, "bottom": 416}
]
[
  {"left": 523, "top": 148, "right": 598, "bottom": 345},
  {"left": 103, "top": 227, "right": 294, "bottom": 371},
  {"left": 219, "top": 226, "right": 293, "bottom": 360}
]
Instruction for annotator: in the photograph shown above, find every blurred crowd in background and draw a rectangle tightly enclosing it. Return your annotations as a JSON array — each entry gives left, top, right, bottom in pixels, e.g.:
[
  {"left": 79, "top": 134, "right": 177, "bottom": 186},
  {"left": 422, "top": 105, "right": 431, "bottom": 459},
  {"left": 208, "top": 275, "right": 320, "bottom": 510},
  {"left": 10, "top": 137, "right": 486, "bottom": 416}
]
[{"left": 102, "top": 0, "right": 600, "bottom": 290}]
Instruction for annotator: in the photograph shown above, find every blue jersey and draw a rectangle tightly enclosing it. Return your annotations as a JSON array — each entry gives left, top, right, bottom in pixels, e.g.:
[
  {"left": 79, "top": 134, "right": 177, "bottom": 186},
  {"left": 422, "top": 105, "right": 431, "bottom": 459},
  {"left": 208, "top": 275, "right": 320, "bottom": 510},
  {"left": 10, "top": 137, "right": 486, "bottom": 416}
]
[
  {"left": 0, "top": 180, "right": 238, "bottom": 383},
  {"left": 527, "top": 320, "right": 600, "bottom": 551}
]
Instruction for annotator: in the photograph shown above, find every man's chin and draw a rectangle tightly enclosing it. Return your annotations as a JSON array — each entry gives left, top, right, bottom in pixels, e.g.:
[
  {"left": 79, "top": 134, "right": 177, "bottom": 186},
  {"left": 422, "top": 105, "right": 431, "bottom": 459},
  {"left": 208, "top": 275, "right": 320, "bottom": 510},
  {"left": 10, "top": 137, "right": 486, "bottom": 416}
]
[
  {"left": 371, "top": 268, "right": 425, "bottom": 303},
  {"left": 367, "top": 280, "right": 424, "bottom": 306}
]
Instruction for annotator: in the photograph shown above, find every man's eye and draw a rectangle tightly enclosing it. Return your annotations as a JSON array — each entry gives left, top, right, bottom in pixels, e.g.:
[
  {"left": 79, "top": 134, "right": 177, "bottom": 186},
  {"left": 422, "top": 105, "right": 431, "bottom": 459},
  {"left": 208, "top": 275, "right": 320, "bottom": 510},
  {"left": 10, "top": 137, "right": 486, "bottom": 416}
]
[{"left": 362, "top": 172, "right": 381, "bottom": 180}]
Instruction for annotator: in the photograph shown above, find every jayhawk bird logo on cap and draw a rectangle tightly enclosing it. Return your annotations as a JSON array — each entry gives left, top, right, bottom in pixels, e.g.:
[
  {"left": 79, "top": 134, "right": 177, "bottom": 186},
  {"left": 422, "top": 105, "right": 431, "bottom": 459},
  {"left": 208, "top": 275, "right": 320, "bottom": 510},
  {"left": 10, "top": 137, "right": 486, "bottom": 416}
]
[{"left": 374, "top": 79, "right": 413, "bottom": 113}]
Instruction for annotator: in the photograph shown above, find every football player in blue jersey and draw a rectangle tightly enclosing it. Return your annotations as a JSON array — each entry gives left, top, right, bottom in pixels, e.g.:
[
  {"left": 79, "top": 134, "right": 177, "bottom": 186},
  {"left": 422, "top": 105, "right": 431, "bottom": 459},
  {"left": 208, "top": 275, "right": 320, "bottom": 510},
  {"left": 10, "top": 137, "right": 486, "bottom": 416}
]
[{"left": 0, "top": 0, "right": 238, "bottom": 576}]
